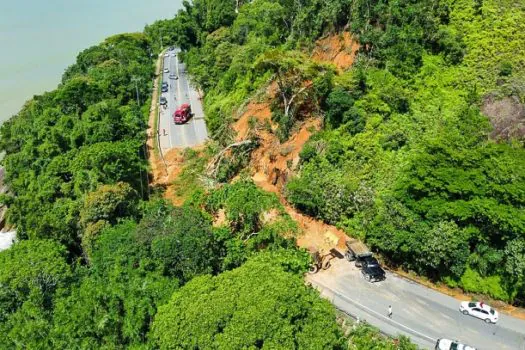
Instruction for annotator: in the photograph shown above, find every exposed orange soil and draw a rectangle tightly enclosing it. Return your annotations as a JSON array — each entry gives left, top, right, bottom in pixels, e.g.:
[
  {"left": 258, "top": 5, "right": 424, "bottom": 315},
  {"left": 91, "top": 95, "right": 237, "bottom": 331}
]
[
  {"left": 230, "top": 33, "right": 360, "bottom": 254},
  {"left": 213, "top": 209, "right": 227, "bottom": 227},
  {"left": 156, "top": 149, "right": 186, "bottom": 205},
  {"left": 233, "top": 94, "right": 350, "bottom": 254},
  {"left": 312, "top": 32, "right": 360, "bottom": 71}
]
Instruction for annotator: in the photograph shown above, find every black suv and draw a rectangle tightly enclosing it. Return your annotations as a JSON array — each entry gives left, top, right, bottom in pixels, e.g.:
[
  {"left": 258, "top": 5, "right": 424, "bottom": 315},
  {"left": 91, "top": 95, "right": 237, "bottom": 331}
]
[
  {"left": 357, "top": 256, "right": 386, "bottom": 282},
  {"left": 160, "top": 97, "right": 167, "bottom": 106}
]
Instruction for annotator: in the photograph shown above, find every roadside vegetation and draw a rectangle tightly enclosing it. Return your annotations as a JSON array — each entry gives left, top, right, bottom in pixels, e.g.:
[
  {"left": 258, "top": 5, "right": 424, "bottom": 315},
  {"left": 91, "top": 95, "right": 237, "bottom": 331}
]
[{"left": 1, "top": 0, "right": 523, "bottom": 348}]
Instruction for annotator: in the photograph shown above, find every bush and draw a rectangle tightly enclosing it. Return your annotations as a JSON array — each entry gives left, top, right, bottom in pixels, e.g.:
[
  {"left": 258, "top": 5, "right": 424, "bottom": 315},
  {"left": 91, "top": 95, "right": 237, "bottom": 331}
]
[{"left": 460, "top": 267, "right": 514, "bottom": 302}]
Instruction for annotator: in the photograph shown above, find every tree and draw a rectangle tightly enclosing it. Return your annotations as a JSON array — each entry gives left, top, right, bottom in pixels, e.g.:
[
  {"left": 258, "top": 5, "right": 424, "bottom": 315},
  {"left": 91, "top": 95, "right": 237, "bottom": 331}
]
[
  {"left": 79, "top": 182, "right": 138, "bottom": 260},
  {"left": 136, "top": 205, "right": 220, "bottom": 282},
  {"left": 417, "top": 221, "right": 470, "bottom": 278},
  {"left": 255, "top": 49, "right": 333, "bottom": 120},
  {"left": 0, "top": 32, "right": 153, "bottom": 257},
  {"left": 151, "top": 250, "right": 343, "bottom": 349},
  {"left": 0, "top": 240, "right": 71, "bottom": 347},
  {"left": 205, "top": 179, "right": 281, "bottom": 236},
  {"left": 79, "top": 182, "right": 138, "bottom": 228},
  {"left": 505, "top": 239, "right": 525, "bottom": 283},
  {"left": 51, "top": 222, "right": 177, "bottom": 349},
  {"left": 232, "top": 0, "right": 287, "bottom": 45}
]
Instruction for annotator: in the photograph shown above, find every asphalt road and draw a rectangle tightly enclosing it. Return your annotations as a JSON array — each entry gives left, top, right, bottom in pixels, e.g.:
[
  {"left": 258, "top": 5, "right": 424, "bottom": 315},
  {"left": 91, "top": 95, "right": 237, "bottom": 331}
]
[
  {"left": 158, "top": 48, "right": 208, "bottom": 151},
  {"left": 308, "top": 258, "right": 525, "bottom": 350}
]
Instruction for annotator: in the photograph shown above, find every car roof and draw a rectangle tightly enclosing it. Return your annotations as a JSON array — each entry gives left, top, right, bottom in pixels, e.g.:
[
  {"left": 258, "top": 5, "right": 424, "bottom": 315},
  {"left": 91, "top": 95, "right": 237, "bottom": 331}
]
[
  {"left": 439, "top": 338, "right": 476, "bottom": 350},
  {"left": 364, "top": 265, "right": 384, "bottom": 274},
  {"left": 466, "top": 301, "right": 495, "bottom": 312}
]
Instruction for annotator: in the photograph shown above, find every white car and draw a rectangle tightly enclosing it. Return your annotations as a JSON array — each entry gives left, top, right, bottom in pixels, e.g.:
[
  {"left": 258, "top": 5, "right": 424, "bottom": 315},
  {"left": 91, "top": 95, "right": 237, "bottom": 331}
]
[
  {"left": 171, "top": 53, "right": 176, "bottom": 57},
  {"left": 163, "top": 68, "right": 169, "bottom": 73},
  {"left": 435, "top": 338, "right": 476, "bottom": 350},
  {"left": 459, "top": 301, "right": 498, "bottom": 323},
  {"left": 164, "top": 53, "right": 169, "bottom": 57}
]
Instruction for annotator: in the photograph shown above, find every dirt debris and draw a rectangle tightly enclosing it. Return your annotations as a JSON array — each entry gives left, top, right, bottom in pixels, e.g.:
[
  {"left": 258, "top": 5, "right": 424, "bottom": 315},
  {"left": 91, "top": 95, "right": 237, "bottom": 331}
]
[
  {"left": 481, "top": 94, "right": 525, "bottom": 141},
  {"left": 231, "top": 32, "right": 359, "bottom": 254},
  {"left": 312, "top": 32, "right": 359, "bottom": 71},
  {"left": 213, "top": 209, "right": 228, "bottom": 227}
]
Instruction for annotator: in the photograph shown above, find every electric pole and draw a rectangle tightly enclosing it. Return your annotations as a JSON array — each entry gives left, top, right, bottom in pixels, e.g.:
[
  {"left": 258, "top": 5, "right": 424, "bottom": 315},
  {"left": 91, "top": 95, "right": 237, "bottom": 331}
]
[{"left": 131, "top": 76, "right": 142, "bottom": 106}]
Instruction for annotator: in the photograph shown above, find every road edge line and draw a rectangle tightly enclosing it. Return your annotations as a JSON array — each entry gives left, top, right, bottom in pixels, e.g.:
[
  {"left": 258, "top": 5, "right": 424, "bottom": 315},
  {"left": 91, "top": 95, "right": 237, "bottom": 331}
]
[{"left": 311, "top": 279, "right": 437, "bottom": 344}]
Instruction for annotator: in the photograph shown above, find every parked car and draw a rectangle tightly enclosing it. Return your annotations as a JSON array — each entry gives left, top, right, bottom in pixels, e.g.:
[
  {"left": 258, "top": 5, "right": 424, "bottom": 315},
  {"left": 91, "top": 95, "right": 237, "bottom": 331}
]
[
  {"left": 169, "top": 46, "right": 175, "bottom": 51},
  {"left": 459, "top": 301, "right": 498, "bottom": 323},
  {"left": 355, "top": 255, "right": 378, "bottom": 268},
  {"left": 163, "top": 68, "right": 169, "bottom": 73},
  {"left": 160, "top": 97, "right": 167, "bottom": 106},
  {"left": 164, "top": 53, "right": 169, "bottom": 57},
  {"left": 435, "top": 338, "right": 476, "bottom": 350},
  {"left": 161, "top": 86, "right": 168, "bottom": 93},
  {"left": 360, "top": 257, "right": 386, "bottom": 282},
  {"left": 169, "top": 74, "right": 178, "bottom": 80},
  {"left": 171, "top": 53, "right": 176, "bottom": 57}
]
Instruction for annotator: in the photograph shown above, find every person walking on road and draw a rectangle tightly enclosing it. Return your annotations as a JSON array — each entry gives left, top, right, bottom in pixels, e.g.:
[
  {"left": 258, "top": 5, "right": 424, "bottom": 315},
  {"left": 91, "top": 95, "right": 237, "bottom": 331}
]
[{"left": 388, "top": 305, "right": 392, "bottom": 318}]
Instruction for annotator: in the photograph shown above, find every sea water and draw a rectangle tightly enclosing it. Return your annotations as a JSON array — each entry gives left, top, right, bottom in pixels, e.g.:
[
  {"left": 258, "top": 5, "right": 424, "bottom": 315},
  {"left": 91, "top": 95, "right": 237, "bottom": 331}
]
[{"left": 0, "top": 0, "right": 183, "bottom": 123}]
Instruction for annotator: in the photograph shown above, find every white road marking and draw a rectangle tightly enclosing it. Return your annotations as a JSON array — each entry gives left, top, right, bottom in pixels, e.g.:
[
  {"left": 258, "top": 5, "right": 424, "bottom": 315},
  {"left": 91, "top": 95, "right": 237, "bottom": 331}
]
[
  {"left": 312, "top": 279, "right": 437, "bottom": 343},
  {"left": 174, "top": 56, "right": 188, "bottom": 147},
  {"left": 185, "top": 79, "right": 199, "bottom": 144}
]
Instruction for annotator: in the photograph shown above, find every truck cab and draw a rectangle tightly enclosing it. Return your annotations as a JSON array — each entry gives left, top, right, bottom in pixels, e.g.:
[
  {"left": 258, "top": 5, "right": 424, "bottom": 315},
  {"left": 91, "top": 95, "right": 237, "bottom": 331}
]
[{"left": 173, "top": 104, "right": 192, "bottom": 124}]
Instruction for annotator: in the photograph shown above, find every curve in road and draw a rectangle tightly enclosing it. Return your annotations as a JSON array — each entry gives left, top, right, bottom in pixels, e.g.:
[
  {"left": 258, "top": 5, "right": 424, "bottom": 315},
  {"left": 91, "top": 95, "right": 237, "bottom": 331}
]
[{"left": 308, "top": 258, "right": 525, "bottom": 350}]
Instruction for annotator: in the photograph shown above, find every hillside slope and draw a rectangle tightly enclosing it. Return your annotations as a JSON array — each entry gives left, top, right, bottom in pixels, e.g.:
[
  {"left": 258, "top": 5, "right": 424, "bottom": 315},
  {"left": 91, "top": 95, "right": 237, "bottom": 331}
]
[{"left": 157, "top": 0, "right": 525, "bottom": 307}]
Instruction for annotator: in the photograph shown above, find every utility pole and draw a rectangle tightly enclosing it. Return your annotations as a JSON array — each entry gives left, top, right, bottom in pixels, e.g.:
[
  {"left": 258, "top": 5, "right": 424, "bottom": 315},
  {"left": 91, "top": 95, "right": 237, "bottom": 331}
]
[{"left": 131, "top": 77, "right": 142, "bottom": 106}]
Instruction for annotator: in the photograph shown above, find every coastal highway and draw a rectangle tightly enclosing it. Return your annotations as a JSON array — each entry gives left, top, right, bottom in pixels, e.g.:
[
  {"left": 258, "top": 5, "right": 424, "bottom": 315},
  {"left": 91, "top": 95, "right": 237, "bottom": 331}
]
[
  {"left": 158, "top": 48, "right": 208, "bottom": 151},
  {"left": 308, "top": 259, "right": 525, "bottom": 350}
]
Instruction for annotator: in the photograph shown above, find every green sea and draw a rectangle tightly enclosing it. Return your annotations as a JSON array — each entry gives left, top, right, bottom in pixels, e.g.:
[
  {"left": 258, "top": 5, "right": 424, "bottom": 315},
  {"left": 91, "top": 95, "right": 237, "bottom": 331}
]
[{"left": 0, "top": 0, "right": 182, "bottom": 123}]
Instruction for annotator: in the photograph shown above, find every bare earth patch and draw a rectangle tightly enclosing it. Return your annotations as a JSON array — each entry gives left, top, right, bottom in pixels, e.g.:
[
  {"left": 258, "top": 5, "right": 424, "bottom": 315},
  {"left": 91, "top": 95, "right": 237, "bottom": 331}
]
[
  {"left": 482, "top": 94, "right": 525, "bottom": 141},
  {"left": 232, "top": 95, "right": 349, "bottom": 255},
  {"left": 312, "top": 32, "right": 360, "bottom": 71}
]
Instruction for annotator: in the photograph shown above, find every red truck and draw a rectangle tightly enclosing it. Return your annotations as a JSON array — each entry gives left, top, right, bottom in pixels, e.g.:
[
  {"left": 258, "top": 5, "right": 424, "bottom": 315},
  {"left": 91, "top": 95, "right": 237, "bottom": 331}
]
[{"left": 173, "top": 104, "right": 192, "bottom": 124}]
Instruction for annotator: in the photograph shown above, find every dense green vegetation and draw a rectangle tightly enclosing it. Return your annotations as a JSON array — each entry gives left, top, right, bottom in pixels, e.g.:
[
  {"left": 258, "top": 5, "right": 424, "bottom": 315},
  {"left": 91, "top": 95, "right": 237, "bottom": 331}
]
[
  {"left": 3, "top": 0, "right": 523, "bottom": 347},
  {"left": 0, "top": 33, "right": 152, "bottom": 254},
  {"left": 286, "top": 0, "right": 525, "bottom": 303},
  {"left": 152, "top": 250, "right": 343, "bottom": 349},
  {"left": 147, "top": 0, "right": 525, "bottom": 304}
]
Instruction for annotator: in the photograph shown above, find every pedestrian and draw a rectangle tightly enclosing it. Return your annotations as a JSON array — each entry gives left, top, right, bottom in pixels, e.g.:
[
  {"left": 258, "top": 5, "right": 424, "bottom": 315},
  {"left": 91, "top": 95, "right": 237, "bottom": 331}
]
[{"left": 388, "top": 305, "right": 392, "bottom": 318}]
